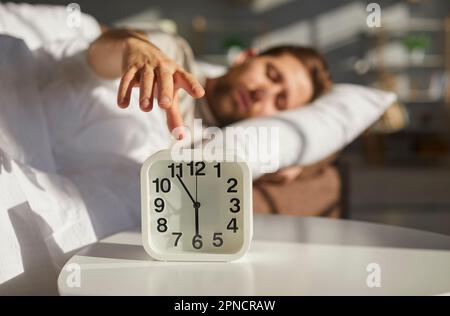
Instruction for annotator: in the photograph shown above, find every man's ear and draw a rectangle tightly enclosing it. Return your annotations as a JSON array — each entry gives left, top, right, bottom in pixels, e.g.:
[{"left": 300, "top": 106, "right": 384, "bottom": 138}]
[{"left": 233, "top": 48, "right": 258, "bottom": 66}]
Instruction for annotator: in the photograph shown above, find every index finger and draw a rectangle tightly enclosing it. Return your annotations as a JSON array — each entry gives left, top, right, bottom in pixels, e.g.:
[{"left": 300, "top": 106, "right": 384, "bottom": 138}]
[{"left": 165, "top": 93, "right": 184, "bottom": 138}]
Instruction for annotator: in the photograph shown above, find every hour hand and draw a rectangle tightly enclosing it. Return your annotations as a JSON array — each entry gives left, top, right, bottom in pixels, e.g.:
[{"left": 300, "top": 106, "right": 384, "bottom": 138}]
[{"left": 176, "top": 175, "right": 196, "bottom": 205}]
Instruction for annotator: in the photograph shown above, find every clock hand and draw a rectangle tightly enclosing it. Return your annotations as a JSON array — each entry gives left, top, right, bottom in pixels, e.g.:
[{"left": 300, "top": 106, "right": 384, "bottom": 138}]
[
  {"left": 176, "top": 175, "right": 196, "bottom": 205},
  {"left": 176, "top": 174, "right": 201, "bottom": 236},
  {"left": 194, "top": 202, "right": 200, "bottom": 237},
  {"left": 194, "top": 173, "right": 199, "bottom": 236}
]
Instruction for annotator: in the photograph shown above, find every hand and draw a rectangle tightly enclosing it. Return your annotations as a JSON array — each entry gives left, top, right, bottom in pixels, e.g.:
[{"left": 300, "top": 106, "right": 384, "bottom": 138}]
[
  {"left": 258, "top": 166, "right": 303, "bottom": 184},
  {"left": 117, "top": 36, "right": 205, "bottom": 132}
]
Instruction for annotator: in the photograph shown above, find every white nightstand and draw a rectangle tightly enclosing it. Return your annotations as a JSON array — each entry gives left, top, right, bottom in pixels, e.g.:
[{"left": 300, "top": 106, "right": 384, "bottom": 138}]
[{"left": 58, "top": 215, "right": 450, "bottom": 295}]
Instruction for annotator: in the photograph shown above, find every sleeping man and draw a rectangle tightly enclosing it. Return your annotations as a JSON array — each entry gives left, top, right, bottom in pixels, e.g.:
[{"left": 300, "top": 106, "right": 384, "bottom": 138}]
[{"left": 1, "top": 17, "right": 336, "bottom": 291}]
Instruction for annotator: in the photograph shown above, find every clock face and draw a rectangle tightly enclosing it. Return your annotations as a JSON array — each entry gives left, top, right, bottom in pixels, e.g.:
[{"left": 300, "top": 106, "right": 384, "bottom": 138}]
[{"left": 141, "top": 150, "right": 252, "bottom": 261}]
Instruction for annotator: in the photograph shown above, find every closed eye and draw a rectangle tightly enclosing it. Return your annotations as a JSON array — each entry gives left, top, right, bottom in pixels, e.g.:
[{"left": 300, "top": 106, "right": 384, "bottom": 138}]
[
  {"left": 266, "top": 62, "right": 289, "bottom": 110},
  {"left": 266, "top": 63, "right": 282, "bottom": 83}
]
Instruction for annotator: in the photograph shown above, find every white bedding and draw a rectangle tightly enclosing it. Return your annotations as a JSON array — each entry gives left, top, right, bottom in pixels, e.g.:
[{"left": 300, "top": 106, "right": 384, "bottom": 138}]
[
  {"left": 0, "top": 36, "right": 96, "bottom": 294},
  {"left": 0, "top": 34, "right": 168, "bottom": 294}
]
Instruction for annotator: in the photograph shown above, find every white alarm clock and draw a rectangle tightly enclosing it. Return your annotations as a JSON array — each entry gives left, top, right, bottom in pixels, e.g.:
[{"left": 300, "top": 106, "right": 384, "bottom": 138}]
[{"left": 141, "top": 149, "right": 253, "bottom": 262}]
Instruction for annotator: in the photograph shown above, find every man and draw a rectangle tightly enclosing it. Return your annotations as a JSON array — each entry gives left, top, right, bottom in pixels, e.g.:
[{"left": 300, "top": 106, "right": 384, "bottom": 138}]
[{"left": 86, "top": 27, "right": 333, "bottom": 181}]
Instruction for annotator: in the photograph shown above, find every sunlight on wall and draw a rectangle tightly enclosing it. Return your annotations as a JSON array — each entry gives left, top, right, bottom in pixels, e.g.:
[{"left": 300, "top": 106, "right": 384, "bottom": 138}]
[{"left": 252, "top": 2, "right": 410, "bottom": 53}]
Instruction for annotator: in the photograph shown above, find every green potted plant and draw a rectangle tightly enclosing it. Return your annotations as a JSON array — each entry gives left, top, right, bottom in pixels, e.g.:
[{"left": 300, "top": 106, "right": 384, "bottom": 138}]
[{"left": 402, "top": 34, "right": 431, "bottom": 64}]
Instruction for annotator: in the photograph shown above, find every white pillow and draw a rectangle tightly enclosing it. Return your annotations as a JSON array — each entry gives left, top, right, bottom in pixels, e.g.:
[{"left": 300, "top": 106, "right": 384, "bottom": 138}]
[
  {"left": 218, "top": 84, "right": 396, "bottom": 178},
  {"left": 0, "top": 2, "right": 101, "bottom": 50}
]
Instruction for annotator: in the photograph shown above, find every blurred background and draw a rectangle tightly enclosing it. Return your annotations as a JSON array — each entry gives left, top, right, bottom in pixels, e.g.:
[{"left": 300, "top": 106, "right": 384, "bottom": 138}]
[{"left": 12, "top": 0, "right": 450, "bottom": 234}]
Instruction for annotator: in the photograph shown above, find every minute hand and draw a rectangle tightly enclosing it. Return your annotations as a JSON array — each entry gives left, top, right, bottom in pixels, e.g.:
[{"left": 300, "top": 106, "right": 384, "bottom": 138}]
[{"left": 176, "top": 175, "right": 196, "bottom": 205}]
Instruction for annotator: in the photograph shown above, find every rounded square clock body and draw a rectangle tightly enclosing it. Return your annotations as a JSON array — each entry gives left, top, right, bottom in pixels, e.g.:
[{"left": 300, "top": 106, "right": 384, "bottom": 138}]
[{"left": 141, "top": 149, "right": 253, "bottom": 262}]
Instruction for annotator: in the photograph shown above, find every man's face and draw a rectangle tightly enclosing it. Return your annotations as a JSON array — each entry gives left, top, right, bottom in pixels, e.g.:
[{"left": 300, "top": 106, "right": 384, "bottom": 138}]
[{"left": 207, "top": 52, "right": 314, "bottom": 126}]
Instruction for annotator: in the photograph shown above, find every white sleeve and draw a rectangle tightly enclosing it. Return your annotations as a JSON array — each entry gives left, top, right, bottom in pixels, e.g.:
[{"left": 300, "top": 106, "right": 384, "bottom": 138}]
[{"left": 143, "top": 30, "right": 196, "bottom": 73}]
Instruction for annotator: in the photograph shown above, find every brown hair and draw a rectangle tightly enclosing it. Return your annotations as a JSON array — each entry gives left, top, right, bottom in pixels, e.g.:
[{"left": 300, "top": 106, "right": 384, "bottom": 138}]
[{"left": 260, "top": 45, "right": 333, "bottom": 101}]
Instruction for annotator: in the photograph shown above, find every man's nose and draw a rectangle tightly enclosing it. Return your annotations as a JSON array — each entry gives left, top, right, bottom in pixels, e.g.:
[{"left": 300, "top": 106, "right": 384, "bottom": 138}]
[{"left": 250, "top": 88, "right": 266, "bottom": 103}]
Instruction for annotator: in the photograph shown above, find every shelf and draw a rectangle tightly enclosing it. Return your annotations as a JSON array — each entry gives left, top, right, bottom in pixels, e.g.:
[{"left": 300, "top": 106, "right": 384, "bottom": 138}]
[
  {"left": 365, "top": 18, "right": 445, "bottom": 35},
  {"left": 401, "top": 90, "right": 445, "bottom": 104},
  {"left": 367, "top": 56, "right": 445, "bottom": 71},
  {"left": 402, "top": 98, "right": 444, "bottom": 104}
]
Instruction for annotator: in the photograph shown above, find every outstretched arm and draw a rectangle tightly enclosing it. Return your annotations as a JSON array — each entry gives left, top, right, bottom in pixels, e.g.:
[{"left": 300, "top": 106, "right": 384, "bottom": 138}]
[{"left": 86, "top": 28, "right": 205, "bottom": 133}]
